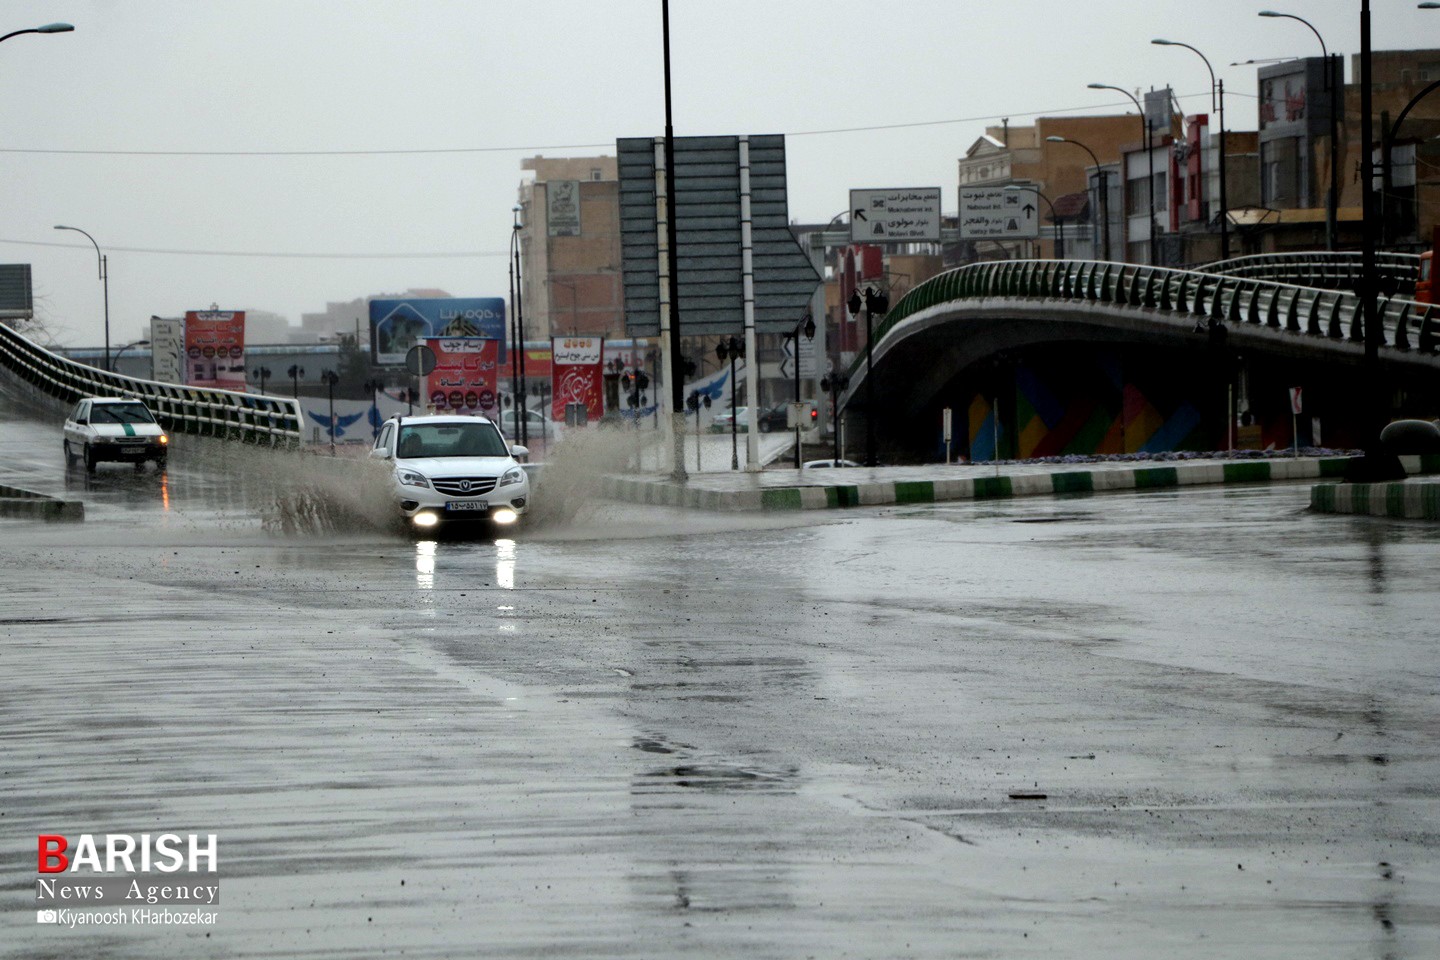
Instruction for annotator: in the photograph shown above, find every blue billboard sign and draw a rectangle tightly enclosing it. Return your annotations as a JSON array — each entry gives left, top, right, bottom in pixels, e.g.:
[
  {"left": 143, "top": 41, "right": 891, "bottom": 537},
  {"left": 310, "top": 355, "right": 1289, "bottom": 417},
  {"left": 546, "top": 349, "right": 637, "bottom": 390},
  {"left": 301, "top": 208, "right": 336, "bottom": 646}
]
[{"left": 370, "top": 297, "right": 506, "bottom": 366}]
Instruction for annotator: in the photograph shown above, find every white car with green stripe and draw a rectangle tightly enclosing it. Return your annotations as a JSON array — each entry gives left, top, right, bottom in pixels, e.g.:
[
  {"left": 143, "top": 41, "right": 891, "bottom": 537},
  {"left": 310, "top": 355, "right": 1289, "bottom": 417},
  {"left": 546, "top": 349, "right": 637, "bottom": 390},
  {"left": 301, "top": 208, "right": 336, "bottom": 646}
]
[{"left": 63, "top": 397, "right": 169, "bottom": 474}]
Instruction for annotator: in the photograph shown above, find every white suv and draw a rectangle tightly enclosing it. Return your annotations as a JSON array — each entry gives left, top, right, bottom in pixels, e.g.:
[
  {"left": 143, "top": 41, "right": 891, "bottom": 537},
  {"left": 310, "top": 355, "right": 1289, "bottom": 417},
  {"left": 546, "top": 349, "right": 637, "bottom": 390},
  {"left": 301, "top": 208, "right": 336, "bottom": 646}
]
[
  {"left": 370, "top": 414, "right": 530, "bottom": 530},
  {"left": 63, "top": 397, "right": 169, "bottom": 473}
]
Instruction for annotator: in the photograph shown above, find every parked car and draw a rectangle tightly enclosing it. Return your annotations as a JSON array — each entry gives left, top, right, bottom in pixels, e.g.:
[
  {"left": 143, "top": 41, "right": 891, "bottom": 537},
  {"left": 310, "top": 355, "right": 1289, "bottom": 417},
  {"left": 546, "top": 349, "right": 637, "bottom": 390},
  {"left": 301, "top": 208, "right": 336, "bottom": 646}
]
[
  {"left": 63, "top": 397, "right": 169, "bottom": 474},
  {"left": 757, "top": 402, "right": 790, "bottom": 433},
  {"left": 801, "top": 458, "right": 863, "bottom": 469},
  {"left": 496, "top": 408, "right": 563, "bottom": 442},
  {"left": 710, "top": 406, "right": 748, "bottom": 433},
  {"left": 369, "top": 414, "right": 530, "bottom": 531}
]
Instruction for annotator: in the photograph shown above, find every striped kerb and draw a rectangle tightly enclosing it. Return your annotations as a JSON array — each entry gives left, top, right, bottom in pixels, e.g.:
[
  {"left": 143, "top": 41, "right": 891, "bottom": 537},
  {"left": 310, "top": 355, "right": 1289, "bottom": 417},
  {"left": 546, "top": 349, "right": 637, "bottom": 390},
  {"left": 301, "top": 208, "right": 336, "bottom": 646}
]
[
  {"left": 1050, "top": 472, "right": 1095, "bottom": 494},
  {"left": 1223, "top": 462, "right": 1271, "bottom": 484},
  {"left": 893, "top": 481, "right": 936, "bottom": 504},
  {"left": 1132, "top": 467, "right": 1179, "bottom": 489}
]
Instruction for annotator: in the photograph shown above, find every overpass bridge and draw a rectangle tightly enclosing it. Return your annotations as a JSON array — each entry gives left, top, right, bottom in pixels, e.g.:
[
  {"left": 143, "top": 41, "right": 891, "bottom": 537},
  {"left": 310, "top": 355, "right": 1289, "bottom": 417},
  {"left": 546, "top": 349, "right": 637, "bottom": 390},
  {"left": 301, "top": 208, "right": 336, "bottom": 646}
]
[
  {"left": 0, "top": 321, "right": 301, "bottom": 445},
  {"left": 841, "top": 254, "right": 1440, "bottom": 461}
]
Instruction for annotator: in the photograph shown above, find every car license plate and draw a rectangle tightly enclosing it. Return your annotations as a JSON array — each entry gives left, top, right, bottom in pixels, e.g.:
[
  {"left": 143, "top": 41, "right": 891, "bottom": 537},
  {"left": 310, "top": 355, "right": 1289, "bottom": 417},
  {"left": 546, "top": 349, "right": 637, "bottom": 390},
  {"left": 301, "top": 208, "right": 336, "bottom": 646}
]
[
  {"left": 121, "top": 448, "right": 146, "bottom": 457},
  {"left": 445, "top": 501, "right": 488, "bottom": 512}
]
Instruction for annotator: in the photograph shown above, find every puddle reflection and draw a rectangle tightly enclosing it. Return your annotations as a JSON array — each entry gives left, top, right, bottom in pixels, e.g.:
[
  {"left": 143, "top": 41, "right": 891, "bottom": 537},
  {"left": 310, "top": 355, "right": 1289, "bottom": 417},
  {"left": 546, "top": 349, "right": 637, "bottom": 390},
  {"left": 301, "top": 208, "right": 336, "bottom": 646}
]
[{"left": 414, "top": 540, "right": 436, "bottom": 590}]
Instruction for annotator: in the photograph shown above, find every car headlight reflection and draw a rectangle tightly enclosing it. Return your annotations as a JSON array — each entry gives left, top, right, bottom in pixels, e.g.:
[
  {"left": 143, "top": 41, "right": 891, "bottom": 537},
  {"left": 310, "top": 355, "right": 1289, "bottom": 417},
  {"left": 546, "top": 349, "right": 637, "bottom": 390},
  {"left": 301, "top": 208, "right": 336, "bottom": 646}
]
[
  {"left": 397, "top": 469, "right": 431, "bottom": 489},
  {"left": 498, "top": 467, "right": 524, "bottom": 487}
]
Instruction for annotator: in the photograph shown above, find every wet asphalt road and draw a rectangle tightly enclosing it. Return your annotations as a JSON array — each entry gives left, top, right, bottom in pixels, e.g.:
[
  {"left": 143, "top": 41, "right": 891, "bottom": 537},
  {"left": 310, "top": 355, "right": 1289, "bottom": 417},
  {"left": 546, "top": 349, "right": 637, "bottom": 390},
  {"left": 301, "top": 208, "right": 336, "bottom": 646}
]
[{"left": 2, "top": 402, "right": 1439, "bottom": 959}]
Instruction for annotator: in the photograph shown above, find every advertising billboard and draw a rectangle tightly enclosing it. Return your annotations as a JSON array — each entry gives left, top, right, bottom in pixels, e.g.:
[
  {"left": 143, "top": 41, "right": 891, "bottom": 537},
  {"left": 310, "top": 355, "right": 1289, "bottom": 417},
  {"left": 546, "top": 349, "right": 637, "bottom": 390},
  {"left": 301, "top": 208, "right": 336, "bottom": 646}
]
[
  {"left": 421, "top": 338, "right": 502, "bottom": 416},
  {"left": 550, "top": 336, "right": 605, "bottom": 422},
  {"left": 370, "top": 297, "right": 506, "bottom": 367},
  {"left": 184, "top": 310, "right": 246, "bottom": 390}
]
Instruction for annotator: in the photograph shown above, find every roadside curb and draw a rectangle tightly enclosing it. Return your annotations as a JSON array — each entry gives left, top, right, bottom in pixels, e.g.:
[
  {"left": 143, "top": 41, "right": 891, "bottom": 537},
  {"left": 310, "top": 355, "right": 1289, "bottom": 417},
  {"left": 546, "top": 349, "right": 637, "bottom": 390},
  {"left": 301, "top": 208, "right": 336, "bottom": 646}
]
[
  {"left": 0, "top": 483, "right": 84, "bottom": 522},
  {"left": 1310, "top": 478, "right": 1440, "bottom": 521},
  {"left": 601, "top": 454, "right": 1440, "bottom": 513}
]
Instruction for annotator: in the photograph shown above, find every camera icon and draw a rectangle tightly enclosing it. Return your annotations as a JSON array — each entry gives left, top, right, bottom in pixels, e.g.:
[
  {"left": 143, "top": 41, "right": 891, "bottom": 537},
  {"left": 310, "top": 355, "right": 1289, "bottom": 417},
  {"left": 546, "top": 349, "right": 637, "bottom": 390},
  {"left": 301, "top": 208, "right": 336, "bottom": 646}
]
[{"left": 37, "top": 909, "right": 58, "bottom": 924}]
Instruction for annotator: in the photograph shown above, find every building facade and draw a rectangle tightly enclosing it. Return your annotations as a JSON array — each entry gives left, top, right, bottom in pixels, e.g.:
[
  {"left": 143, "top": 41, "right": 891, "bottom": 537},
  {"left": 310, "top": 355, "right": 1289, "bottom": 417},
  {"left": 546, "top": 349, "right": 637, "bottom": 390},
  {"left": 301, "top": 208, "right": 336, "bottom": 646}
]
[{"left": 515, "top": 155, "right": 625, "bottom": 341}]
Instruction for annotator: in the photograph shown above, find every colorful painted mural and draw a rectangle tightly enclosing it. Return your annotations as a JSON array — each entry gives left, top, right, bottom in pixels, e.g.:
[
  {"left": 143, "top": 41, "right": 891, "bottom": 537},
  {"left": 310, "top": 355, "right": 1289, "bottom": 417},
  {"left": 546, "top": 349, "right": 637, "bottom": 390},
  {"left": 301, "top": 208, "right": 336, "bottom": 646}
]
[{"left": 966, "top": 346, "right": 1206, "bottom": 461}]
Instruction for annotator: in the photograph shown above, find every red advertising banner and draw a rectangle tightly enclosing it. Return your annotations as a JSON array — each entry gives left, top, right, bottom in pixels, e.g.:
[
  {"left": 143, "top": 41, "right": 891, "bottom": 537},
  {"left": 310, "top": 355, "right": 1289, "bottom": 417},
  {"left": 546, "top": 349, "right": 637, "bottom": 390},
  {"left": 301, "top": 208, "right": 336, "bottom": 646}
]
[
  {"left": 551, "top": 336, "right": 604, "bottom": 422},
  {"left": 184, "top": 310, "right": 246, "bottom": 390},
  {"left": 422, "top": 338, "right": 501, "bottom": 416}
]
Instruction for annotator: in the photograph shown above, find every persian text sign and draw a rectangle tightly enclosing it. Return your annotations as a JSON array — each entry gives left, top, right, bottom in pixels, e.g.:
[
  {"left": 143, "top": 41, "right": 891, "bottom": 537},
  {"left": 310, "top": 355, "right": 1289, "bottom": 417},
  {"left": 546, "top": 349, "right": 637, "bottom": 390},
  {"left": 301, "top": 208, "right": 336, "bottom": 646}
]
[
  {"left": 959, "top": 187, "right": 1039, "bottom": 239},
  {"left": 422, "top": 338, "right": 501, "bottom": 414},
  {"left": 551, "top": 336, "right": 604, "bottom": 421},
  {"left": 184, "top": 311, "right": 246, "bottom": 390},
  {"left": 849, "top": 188, "right": 942, "bottom": 242}
]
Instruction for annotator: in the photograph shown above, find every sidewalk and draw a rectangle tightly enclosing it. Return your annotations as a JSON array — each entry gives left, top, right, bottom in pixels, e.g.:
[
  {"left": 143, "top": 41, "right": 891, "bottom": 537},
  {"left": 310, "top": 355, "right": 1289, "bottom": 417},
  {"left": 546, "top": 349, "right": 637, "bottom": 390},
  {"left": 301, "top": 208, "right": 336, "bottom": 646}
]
[{"left": 599, "top": 453, "right": 1440, "bottom": 512}]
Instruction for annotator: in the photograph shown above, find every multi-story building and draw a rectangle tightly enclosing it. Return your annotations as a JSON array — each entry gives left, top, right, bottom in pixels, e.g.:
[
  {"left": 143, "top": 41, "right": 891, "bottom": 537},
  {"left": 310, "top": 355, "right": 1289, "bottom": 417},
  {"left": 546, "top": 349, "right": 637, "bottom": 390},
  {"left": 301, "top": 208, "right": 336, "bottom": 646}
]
[
  {"left": 515, "top": 155, "right": 625, "bottom": 341},
  {"left": 958, "top": 114, "right": 1138, "bottom": 261}
]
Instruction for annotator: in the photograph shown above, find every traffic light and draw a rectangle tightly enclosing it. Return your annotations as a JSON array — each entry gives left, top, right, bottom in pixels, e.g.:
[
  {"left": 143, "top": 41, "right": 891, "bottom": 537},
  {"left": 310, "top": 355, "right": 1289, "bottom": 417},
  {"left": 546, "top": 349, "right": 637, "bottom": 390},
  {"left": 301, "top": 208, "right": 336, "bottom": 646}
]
[{"left": 806, "top": 401, "right": 818, "bottom": 425}]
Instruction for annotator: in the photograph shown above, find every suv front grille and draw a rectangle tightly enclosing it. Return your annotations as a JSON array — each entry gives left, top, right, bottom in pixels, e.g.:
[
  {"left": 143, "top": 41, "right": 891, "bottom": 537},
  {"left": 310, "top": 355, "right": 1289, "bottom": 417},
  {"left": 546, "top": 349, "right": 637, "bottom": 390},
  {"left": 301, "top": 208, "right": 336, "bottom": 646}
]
[{"left": 432, "top": 476, "right": 498, "bottom": 497}]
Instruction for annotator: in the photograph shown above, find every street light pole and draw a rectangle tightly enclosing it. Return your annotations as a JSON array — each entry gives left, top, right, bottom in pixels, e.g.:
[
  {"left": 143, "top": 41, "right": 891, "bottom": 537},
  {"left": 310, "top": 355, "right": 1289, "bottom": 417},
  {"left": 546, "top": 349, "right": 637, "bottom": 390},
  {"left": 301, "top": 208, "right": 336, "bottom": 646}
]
[
  {"left": 786, "top": 313, "right": 816, "bottom": 468},
  {"left": 509, "top": 206, "right": 521, "bottom": 441},
  {"left": 288, "top": 364, "right": 305, "bottom": 399},
  {"left": 1005, "top": 184, "right": 1062, "bottom": 258},
  {"left": 53, "top": 225, "right": 110, "bottom": 371},
  {"left": 661, "top": 0, "right": 687, "bottom": 482},
  {"left": 1089, "top": 83, "right": 1158, "bottom": 264},
  {"left": 819, "top": 371, "right": 849, "bottom": 466},
  {"left": 1258, "top": 11, "right": 1338, "bottom": 251},
  {"left": 0, "top": 22, "right": 73, "bottom": 44},
  {"left": 512, "top": 206, "right": 528, "bottom": 448},
  {"left": 716, "top": 336, "right": 744, "bottom": 471},
  {"left": 321, "top": 371, "right": 340, "bottom": 456},
  {"left": 112, "top": 339, "right": 150, "bottom": 373},
  {"left": 848, "top": 286, "right": 888, "bottom": 467},
  {"left": 1046, "top": 135, "right": 1109, "bottom": 259},
  {"left": 251, "top": 365, "right": 271, "bottom": 395},
  {"left": 1153, "top": 39, "right": 1229, "bottom": 259}
]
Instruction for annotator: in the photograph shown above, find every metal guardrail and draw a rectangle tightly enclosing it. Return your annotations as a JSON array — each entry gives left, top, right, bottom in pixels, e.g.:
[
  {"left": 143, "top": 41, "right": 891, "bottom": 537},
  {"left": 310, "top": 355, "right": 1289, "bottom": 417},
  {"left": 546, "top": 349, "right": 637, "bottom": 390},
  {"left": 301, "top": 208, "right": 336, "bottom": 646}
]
[
  {"left": 850, "top": 258, "right": 1440, "bottom": 383},
  {"left": 1199, "top": 251, "right": 1421, "bottom": 294},
  {"left": 0, "top": 322, "right": 302, "bottom": 444}
]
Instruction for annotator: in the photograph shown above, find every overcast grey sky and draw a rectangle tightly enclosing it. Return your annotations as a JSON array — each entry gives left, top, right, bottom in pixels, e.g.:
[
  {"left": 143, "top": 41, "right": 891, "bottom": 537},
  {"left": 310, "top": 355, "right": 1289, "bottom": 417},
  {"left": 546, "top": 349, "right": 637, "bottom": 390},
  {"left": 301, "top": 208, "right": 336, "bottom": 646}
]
[{"left": 1, "top": 0, "right": 1432, "bottom": 347}]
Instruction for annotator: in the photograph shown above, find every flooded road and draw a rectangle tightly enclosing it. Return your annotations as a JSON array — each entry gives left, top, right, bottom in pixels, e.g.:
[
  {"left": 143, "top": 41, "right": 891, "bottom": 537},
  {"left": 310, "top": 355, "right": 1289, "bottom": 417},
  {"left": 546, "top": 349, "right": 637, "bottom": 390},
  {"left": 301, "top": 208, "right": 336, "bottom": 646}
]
[{"left": 2, "top": 402, "right": 1439, "bottom": 958}]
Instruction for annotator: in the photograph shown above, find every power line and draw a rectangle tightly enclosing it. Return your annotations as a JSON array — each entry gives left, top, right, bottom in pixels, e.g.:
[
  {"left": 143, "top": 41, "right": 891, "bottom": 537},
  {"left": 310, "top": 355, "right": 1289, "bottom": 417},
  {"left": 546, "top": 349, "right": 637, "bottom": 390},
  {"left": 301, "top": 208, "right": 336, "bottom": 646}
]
[
  {"left": 0, "top": 96, "right": 1232, "bottom": 158},
  {"left": 0, "top": 238, "right": 507, "bottom": 259}
]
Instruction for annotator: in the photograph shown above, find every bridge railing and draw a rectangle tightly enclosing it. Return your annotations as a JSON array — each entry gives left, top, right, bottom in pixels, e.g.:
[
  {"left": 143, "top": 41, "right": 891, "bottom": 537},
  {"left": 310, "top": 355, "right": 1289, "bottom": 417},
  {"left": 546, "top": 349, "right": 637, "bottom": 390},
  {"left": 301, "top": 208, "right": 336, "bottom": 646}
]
[
  {"left": 853, "top": 259, "right": 1440, "bottom": 382},
  {"left": 1198, "top": 251, "right": 1420, "bottom": 294},
  {"left": 0, "top": 322, "right": 302, "bottom": 444}
]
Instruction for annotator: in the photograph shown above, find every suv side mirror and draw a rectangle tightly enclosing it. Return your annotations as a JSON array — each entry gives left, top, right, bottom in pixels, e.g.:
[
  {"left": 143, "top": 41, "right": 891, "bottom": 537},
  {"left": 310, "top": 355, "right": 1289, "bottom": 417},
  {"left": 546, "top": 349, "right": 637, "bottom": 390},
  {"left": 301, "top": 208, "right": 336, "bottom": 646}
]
[{"left": 510, "top": 444, "right": 529, "bottom": 458}]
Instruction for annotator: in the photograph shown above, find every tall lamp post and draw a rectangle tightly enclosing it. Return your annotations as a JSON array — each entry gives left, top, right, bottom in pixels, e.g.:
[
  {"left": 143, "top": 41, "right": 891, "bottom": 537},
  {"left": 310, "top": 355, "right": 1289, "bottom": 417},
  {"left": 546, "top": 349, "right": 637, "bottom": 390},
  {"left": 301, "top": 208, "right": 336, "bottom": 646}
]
[
  {"left": 1153, "top": 38, "right": 1229, "bottom": 260},
  {"left": 0, "top": 22, "right": 73, "bottom": 44},
  {"left": 1259, "top": 11, "right": 1339, "bottom": 251},
  {"left": 511, "top": 205, "right": 528, "bottom": 447},
  {"left": 847, "top": 286, "right": 888, "bottom": 467},
  {"left": 54, "top": 225, "right": 110, "bottom": 371},
  {"left": 819, "top": 371, "right": 850, "bottom": 466},
  {"left": 784, "top": 313, "right": 816, "bottom": 467},
  {"left": 715, "top": 336, "right": 745, "bottom": 471},
  {"left": 508, "top": 205, "right": 522, "bottom": 443},
  {"left": 320, "top": 370, "right": 340, "bottom": 455},
  {"left": 1046, "top": 135, "right": 1110, "bottom": 259},
  {"left": 1089, "top": 83, "right": 1158, "bottom": 264},
  {"left": 661, "top": 0, "right": 687, "bottom": 481},
  {"left": 1004, "top": 184, "right": 1063, "bottom": 258},
  {"left": 251, "top": 365, "right": 272, "bottom": 395},
  {"left": 287, "top": 364, "right": 305, "bottom": 399},
  {"left": 112, "top": 338, "right": 150, "bottom": 373}
]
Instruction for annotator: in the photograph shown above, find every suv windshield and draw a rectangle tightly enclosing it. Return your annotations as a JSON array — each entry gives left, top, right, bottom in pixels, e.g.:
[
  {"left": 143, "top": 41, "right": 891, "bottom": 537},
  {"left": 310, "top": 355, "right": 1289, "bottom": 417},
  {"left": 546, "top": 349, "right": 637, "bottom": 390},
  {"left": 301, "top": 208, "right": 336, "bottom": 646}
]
[
  {"left": 397, "top": 422, "right": 508, "bottom": 459},
  {"left": 90, "top": 403, "right": 155, "bottom": 425}
]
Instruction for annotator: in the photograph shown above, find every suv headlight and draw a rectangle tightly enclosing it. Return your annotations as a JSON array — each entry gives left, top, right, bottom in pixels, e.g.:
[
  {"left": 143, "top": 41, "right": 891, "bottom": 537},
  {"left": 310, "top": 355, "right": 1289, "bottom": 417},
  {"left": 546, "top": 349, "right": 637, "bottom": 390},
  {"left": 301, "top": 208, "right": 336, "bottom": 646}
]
[
  {"left": 499, "top": 467, "right": 525, "bottom": 487},
  {"left": 397, "top": 469, "right": 431, "bottom": 489}
]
